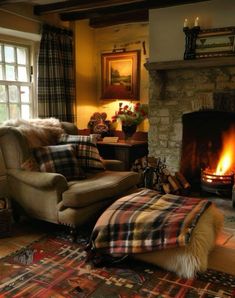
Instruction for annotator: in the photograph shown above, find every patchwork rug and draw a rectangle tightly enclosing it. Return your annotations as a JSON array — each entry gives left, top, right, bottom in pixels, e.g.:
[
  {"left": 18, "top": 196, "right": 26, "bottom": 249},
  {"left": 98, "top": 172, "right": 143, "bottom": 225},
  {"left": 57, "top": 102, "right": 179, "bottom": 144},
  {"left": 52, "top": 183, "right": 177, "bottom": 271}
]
[{"left": 0, "top": 235, "right": 234, "bottom": 298}]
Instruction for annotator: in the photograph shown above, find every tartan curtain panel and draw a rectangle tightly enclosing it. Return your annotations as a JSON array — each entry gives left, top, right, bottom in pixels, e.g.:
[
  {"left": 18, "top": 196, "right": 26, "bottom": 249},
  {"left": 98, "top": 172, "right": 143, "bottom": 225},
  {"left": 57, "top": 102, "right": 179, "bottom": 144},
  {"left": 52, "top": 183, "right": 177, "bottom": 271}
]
[{"left": 38, "top": 24, "right": 76, "bottom": 122}]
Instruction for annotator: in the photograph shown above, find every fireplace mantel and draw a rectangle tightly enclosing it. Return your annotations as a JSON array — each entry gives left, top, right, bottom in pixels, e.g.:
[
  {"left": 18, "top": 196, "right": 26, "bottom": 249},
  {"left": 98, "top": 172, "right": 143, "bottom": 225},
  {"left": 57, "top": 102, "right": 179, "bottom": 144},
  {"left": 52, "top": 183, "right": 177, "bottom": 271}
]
[{"left": 144, "top": 56, "right": 235, "bottom": 72}]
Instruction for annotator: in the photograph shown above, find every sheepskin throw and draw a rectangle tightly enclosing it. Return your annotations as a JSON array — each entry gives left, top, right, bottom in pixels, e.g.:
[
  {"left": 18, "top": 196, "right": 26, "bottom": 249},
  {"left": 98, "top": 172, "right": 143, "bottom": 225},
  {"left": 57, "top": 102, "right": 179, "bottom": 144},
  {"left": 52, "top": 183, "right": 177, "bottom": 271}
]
[{"left": 3, "top": 118, "right": 64, "bottom": 148}]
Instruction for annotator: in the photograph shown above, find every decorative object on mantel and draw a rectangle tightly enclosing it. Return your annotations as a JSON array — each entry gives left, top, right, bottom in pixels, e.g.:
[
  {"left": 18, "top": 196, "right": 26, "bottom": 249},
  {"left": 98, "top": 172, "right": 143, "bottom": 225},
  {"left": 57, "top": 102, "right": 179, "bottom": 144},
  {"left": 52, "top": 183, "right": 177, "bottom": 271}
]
[
  {"left": 195, "top": 27, "right": 235, "bottom": 58},
  {"left": 87, "top": 112, "right": 111, "bottom": 138},
  {"left": 112, "top": 102, "right": 148, "bottom": 140},
  {"left": 183, "top": 17, "right": 200, "bottom": 60},
  {"left": 100, "top": 50, "right": 140, "bottom": 100}
]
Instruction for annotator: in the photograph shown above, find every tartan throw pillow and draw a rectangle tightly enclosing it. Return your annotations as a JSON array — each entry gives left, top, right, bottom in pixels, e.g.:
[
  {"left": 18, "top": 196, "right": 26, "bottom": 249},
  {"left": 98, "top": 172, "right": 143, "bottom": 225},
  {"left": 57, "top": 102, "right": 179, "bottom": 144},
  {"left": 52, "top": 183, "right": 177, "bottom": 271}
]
[
  {"left": 59, "top": 134, "right": 105, "bottom": 171},
  {"left": 33, "top": 144, "right": 86, "bottom": 180}
]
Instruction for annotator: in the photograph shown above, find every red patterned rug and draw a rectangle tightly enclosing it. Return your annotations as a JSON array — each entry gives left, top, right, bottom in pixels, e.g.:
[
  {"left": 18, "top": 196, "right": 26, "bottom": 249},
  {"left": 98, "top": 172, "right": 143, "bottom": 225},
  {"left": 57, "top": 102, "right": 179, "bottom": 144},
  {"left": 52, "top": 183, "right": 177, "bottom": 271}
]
[{"left": 0, "top": 235, "right": 234, "bottom": 298}]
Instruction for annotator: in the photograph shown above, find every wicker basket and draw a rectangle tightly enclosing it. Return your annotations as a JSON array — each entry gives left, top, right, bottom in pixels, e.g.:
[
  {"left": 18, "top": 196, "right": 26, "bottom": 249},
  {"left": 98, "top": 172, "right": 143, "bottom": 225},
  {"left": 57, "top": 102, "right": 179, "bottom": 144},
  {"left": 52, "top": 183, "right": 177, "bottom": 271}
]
[{"left": 0, "top": 198, "right": 12, "bottom": 237}]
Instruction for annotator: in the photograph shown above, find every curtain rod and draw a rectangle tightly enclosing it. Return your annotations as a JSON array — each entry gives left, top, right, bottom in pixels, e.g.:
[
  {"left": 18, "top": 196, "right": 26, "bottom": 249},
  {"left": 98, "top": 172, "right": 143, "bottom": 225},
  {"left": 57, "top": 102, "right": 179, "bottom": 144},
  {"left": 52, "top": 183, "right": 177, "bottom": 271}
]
[{"left": 0, "top": 8, "right": 42, "bottom": 24}]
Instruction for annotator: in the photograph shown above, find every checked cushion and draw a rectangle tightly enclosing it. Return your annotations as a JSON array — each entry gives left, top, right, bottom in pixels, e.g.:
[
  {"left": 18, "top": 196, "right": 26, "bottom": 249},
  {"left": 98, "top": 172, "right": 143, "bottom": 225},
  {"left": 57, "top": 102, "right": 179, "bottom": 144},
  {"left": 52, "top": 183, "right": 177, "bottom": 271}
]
[
  {"left": 59, "top": 134, "right": 105, "bottom": 171},
  {"left": 33, "top": 144, "right": 85, "bottom": 180}
]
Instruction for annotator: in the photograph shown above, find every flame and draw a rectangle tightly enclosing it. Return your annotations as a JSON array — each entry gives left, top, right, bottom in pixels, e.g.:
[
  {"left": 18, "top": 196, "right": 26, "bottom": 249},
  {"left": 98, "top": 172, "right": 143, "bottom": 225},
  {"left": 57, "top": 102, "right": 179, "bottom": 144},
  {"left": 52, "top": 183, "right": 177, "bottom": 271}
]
[{"left": 215, "top": 128, "right": 235, "bottom": 175}]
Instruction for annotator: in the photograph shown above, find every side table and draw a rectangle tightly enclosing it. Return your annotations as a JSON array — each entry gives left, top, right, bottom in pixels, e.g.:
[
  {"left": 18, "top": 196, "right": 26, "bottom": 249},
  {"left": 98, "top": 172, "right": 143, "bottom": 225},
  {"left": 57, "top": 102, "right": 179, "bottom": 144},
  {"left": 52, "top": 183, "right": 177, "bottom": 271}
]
[{"left": 97, "top": 140, "right": 148, "bottom": 170}]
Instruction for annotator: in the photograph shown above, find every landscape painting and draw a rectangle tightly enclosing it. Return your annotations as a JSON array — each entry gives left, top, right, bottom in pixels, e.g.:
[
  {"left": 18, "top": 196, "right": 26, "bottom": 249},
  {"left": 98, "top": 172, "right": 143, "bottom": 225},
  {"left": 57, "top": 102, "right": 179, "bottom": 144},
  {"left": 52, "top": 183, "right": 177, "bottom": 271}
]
[{"left": 101, "top": 50, "right": 140, "bottom": 100}]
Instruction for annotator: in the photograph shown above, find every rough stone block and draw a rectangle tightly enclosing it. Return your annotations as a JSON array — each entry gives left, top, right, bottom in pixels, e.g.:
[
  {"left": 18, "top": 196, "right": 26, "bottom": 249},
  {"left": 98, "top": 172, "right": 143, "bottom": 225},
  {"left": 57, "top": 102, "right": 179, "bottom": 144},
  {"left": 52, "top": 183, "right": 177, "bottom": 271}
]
[
  {"left": 160, "top": 117, "right": 170, "bottom": 125},
  {"left": 158, "top": 109, "right": 169, "bottom": 117}
]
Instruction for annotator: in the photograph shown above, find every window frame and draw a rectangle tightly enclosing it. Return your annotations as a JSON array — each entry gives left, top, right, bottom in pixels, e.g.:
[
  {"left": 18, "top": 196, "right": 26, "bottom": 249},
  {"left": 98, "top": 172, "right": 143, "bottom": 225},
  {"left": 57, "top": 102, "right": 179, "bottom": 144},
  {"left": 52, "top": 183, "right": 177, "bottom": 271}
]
[{"left": 0, "top": 36, "right": 38, "bottom": 123}]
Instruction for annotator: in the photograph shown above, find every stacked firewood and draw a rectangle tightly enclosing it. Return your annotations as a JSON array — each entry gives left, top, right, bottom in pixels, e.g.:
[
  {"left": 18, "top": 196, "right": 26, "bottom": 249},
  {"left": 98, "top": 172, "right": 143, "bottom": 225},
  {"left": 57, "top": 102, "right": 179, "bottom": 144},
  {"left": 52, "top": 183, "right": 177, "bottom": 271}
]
[{"left": 144, "top": 157, "right": 191, "bottom": 195}]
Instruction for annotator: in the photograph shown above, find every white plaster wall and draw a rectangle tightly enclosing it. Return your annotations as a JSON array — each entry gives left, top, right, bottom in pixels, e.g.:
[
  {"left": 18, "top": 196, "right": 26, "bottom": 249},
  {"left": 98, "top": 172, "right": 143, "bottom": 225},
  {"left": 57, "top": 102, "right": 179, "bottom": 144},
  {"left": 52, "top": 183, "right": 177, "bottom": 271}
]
[{"left": 149, "top": 0, "right": 235, "bottom": 62}]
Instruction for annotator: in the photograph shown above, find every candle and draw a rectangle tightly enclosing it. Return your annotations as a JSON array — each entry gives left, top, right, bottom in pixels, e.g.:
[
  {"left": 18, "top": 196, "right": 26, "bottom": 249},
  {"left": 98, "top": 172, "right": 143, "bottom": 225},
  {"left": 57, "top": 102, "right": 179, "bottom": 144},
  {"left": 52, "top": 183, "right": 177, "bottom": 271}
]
[
  {"left": 194, "top": 17, "right": 199, "bottom": 27},
  {"left": 183, "top": 18, "right": 188, "bottom": 28}
]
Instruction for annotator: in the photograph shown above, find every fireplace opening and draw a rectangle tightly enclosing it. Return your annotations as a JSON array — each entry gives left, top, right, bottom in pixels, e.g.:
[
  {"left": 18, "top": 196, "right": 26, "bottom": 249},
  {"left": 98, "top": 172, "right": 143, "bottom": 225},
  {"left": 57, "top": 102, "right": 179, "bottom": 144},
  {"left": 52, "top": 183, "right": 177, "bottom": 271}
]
[
  {"left": 180, "top": 110, "right": 235, "bottom": 195},
  {"left": 201, "top": 126, "right": 235, "bottom": 196}
]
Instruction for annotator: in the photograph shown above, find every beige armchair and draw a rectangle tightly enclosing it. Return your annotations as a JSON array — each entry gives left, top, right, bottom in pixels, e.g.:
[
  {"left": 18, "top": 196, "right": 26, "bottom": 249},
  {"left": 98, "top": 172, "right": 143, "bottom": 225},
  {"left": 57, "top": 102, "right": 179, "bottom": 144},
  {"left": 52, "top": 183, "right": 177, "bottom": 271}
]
[{"left": 0, "top": 121, "right": 139, "bottom": 230}]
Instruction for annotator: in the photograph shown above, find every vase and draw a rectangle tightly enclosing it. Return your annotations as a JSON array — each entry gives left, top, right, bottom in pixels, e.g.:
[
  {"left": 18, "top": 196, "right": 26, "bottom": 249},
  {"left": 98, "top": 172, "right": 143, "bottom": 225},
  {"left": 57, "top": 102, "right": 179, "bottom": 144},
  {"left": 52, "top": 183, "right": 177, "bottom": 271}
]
[{"left": 122, "top": 124, "right": 137, "bottom": 140}]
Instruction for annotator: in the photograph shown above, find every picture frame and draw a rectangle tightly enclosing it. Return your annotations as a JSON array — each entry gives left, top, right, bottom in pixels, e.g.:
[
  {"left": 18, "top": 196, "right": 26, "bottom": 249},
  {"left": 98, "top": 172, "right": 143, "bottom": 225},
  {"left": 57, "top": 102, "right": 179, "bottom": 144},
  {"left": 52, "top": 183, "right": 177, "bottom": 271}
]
[
  {"left": 101, "top": 50, "right": 140, "bottom": 100},
  {"left": 195, "top": 27, "right": 235, "bottom": 58}
]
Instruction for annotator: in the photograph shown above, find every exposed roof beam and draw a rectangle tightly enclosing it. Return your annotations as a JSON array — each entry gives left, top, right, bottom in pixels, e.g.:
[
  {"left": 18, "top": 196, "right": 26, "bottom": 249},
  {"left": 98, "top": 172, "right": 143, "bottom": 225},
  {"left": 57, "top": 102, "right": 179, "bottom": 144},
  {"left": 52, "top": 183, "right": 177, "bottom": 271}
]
[
  {"left": 60, "top": 1, "right": 148, "bottom": 21},
  {"left": 34, "top": 0, "right": 142, "bottom": 15},
  {"left": 60, "top": 0, "right": 210, "bottom": 22},
  {"left": 89, "top": 9, "right": 148, "bottom": 28}
]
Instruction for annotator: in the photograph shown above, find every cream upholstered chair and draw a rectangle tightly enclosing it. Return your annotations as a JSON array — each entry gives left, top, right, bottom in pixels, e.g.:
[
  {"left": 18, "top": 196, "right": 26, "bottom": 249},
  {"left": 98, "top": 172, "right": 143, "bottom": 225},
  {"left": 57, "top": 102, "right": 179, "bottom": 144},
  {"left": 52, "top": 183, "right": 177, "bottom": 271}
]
[{"left": 0, "top": 121, "right": 139, "bottom": 230}]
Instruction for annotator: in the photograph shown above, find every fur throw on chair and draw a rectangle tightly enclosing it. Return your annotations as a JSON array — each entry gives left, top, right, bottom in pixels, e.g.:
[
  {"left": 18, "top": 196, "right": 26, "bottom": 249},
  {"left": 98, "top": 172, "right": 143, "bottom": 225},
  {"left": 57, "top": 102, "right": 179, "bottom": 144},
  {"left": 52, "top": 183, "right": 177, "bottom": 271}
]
[{"left": 3, "top": 118, "right": 64, "bottom": 148}]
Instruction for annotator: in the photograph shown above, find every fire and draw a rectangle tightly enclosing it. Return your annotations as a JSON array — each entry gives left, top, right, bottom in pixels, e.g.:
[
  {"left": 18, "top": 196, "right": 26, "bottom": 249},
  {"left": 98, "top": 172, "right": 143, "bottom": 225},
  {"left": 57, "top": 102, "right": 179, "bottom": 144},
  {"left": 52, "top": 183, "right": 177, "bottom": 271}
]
[{"left": 215, "top": 128, "right": 235, "bottom": 175}]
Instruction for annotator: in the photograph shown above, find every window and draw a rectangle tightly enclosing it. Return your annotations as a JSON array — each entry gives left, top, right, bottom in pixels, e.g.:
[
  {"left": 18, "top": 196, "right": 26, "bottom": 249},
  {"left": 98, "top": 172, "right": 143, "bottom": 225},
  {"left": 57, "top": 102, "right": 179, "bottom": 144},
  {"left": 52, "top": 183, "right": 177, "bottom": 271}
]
[{"left": 0, "top": 42, "right": 33, "bottom": 123}]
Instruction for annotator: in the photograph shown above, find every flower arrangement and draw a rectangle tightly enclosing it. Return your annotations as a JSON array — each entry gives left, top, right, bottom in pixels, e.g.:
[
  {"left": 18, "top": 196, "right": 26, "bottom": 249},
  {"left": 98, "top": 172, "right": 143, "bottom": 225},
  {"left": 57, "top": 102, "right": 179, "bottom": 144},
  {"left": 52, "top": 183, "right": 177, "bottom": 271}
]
[{"left": 112, "top": 102, "right": 148, "bottom": 126}]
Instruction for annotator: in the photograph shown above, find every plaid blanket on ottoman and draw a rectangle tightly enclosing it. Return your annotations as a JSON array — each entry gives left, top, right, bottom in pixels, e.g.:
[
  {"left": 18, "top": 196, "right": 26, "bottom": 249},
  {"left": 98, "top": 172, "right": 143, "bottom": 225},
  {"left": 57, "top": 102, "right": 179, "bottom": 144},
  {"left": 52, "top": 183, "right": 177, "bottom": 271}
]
[{"left": 89, "top": 188, "right": 212, "bottom": 255}]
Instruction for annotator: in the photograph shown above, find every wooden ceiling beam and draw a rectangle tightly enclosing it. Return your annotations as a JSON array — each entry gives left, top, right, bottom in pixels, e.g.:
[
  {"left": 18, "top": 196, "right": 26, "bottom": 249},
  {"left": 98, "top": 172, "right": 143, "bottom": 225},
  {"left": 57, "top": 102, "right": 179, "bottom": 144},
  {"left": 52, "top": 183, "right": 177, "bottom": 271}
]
[
  {"left": 34, "top": 0, "right": 142, "bottom": 15},
  {"left": 60, "top": 1, "right": 148, "bottom": 21},
  {"left": 89, "top": 9, "right": 148, "bottom": 28},
  {"left": 60, "top": 0, "right": 211, "bottom": 21}
]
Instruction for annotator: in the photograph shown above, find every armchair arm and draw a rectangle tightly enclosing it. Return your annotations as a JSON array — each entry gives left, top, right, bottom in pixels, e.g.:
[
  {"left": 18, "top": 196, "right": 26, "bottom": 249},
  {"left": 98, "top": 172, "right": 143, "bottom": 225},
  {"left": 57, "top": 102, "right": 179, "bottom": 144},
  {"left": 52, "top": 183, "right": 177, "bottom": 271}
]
[
  {"left": 102, "top": 159, "right": 125, "bottom": 171},
  {"left": 7, "top": 169, "right": 68, "bottom": 191}
]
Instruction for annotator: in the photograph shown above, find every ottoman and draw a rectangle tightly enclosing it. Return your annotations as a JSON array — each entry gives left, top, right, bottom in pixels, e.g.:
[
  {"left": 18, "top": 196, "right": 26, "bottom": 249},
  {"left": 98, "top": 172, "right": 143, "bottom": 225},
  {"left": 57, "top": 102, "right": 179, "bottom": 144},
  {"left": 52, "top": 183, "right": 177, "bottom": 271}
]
[{"left": 89, "top": 188, "right": 224, "bottom": 278}]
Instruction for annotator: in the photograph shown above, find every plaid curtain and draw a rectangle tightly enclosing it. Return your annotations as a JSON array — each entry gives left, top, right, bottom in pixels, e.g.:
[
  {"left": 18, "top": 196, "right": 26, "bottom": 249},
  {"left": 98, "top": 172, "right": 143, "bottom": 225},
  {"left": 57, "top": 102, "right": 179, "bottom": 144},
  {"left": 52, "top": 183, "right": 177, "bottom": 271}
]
[{"left": 38, "top": 24, "right": 76, "bottom": 122}]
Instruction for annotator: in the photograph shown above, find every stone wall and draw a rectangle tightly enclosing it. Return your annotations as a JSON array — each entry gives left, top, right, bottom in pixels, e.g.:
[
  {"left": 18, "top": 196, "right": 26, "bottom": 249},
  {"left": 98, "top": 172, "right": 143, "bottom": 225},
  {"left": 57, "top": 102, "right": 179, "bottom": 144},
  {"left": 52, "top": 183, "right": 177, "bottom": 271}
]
[{"left": 148, "top": 65, "right": 235, "bottom": 173}]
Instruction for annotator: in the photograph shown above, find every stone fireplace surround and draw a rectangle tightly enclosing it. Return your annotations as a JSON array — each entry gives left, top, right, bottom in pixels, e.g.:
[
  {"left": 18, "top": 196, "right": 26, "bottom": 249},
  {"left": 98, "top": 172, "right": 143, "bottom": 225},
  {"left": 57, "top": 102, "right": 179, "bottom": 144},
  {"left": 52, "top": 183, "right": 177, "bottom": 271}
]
[{"left": 145, "top": 57, "right": 235, "bottom": 186}]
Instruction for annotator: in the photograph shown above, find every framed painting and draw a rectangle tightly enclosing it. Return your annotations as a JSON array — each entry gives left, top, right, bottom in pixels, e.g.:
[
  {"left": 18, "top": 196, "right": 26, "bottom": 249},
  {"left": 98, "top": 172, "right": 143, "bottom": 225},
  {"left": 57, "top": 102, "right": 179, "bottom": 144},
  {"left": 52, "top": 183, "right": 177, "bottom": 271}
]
[
  {"left": 196, "top": 27, "right": 235, "bottom": 58},
  {"left": 101, "top": 50, "right": 140, "bottom": 100}
]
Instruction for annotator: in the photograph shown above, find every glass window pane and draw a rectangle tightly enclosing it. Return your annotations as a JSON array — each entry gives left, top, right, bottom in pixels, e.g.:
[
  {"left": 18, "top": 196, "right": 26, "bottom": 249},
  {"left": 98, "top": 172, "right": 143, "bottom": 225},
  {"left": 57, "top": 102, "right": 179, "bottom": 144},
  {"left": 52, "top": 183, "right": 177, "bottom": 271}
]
[
  {"left": 5, "top": 65, "right": 15, "bottom": 81},
  {"left": 4, "top": 46, "right": 15, "bottom": 63},
  {"left": 9, "top": 85, "right": 19, "bottom": 102},
  {"left": 0, "top": 65, "right": 2, "bottom": 80},
  {"left": 18, "top": 66, "right": 27, "bottom": 82},
  {"left": 22, "top": 104, "right": 30, "bottom": 119},
  {"left": 20, "top": 86, "right": 29, "bottom": 103},
  {"left": 9, "top": 103, "right": 20, "bottom": 119},
  {"left": 17, "top": 47, "right": 27, "bottom": 65},
  {"left": 0, "top": 104, "right": 8, "bottom": 122},
  {"left": 0, "top": 85, "right": 6, "bottom": 102},
  {"left": 0, "top": 46, "right": 2, "bottom": 62}
]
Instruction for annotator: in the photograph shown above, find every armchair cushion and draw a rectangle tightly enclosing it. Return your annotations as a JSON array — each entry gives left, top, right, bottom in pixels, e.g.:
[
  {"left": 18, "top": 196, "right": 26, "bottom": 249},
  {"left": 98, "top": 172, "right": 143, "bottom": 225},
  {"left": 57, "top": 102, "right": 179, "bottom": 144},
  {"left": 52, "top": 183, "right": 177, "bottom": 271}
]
[
  {"left": 59, "top": 134, "right": 105, "bottom": 171},
  {"left": 33, "top": 144, "right": 86, "bottom": 180},
  {"left": 62, "top": 170, "right": 140, "bottom": 208}
]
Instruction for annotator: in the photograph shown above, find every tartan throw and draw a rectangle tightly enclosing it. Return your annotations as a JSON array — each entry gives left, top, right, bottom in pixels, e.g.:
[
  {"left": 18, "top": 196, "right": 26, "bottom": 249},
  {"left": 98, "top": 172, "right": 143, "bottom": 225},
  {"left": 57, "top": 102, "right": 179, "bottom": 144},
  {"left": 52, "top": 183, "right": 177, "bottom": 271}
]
[
  {"left": 90, "top": 188, "right": 212, "bottom": 255},
  {"left": 33, "top": 144, "right": 85, "bottom": 180},
  {"left": 38, "top": 24, "right": 76, "bottom": 122},
  {"left": 59, "top": 134, "right": 105, "bottom": 171}
]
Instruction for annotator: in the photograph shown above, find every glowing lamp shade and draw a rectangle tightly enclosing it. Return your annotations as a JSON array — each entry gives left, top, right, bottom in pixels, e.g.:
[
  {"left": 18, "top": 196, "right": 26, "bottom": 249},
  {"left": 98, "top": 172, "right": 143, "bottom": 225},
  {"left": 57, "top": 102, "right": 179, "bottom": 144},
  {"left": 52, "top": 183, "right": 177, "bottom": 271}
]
[{"left": 101, "top": 84, "right": 132, "bottom": 100}]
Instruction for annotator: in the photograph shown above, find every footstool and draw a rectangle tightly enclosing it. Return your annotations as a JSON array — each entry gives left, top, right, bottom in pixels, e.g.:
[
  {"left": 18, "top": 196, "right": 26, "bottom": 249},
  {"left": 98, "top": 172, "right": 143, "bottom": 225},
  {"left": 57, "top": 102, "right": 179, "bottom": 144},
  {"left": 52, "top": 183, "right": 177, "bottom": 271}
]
[{"left": 89, "top": 188, "right": 223, "bottom": 278}]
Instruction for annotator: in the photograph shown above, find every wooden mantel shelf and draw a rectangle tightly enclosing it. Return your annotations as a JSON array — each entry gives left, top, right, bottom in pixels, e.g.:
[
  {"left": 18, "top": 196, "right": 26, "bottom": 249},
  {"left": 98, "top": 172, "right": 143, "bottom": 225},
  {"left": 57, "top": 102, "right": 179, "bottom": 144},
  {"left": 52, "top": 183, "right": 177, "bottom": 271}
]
[{"left": 144, "top": 56, "right": 235, "bottom": 71}]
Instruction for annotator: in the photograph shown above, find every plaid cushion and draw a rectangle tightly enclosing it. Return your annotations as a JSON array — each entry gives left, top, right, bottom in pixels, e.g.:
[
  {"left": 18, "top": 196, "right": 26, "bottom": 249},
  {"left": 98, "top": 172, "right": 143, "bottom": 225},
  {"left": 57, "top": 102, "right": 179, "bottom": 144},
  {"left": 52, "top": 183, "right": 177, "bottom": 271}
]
[
  {"left": 59, "top": 134, "right": 105, "bottom": 171},
  {"left": 33, "top": 144, "right": 86, "bottom": 180}
]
